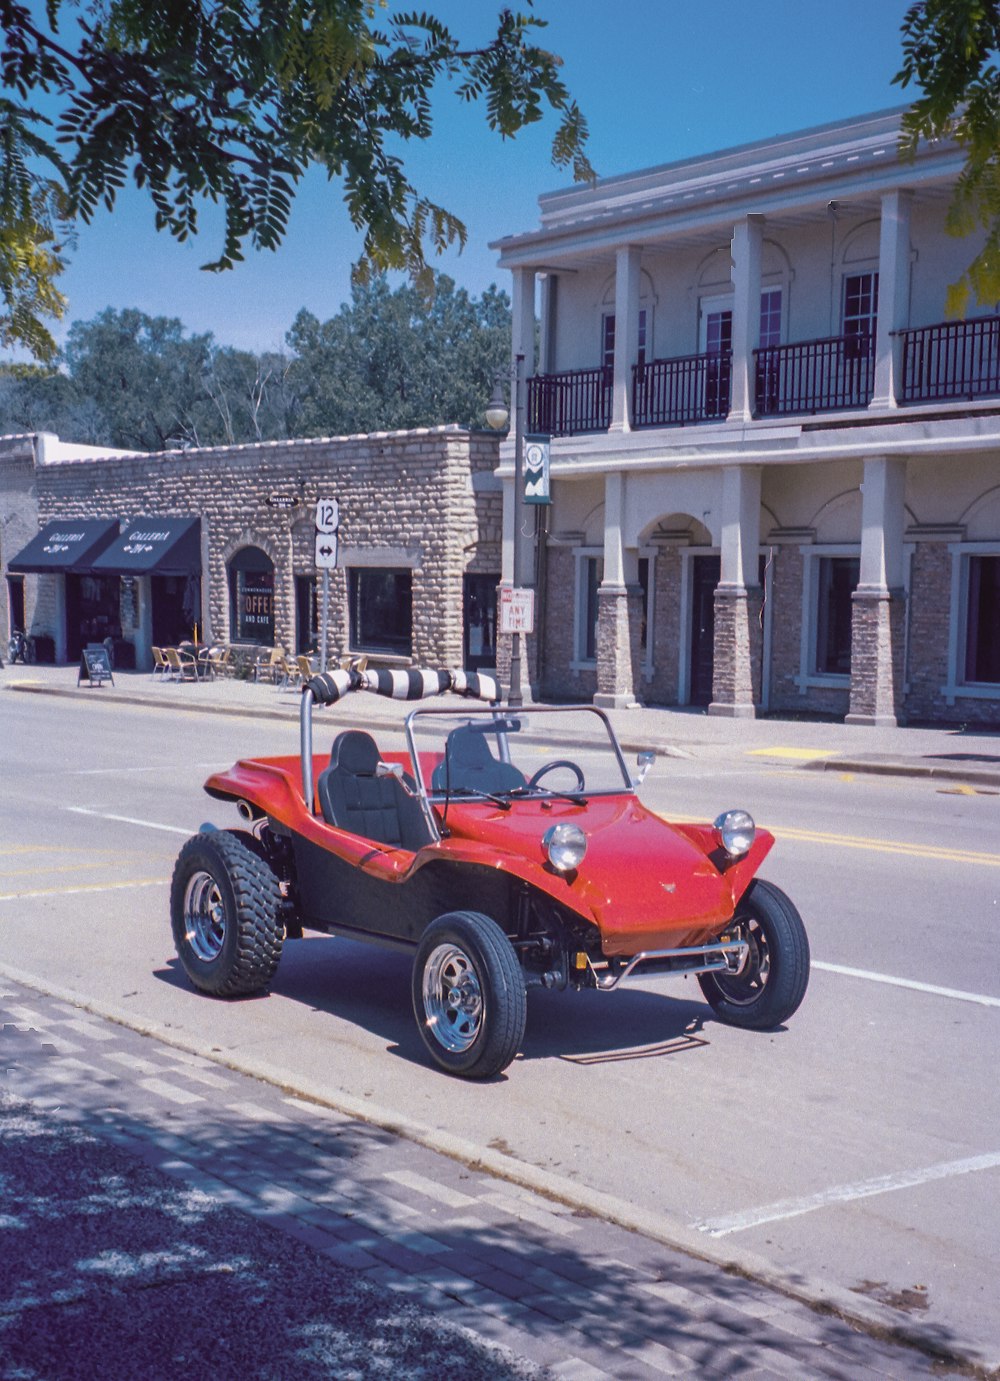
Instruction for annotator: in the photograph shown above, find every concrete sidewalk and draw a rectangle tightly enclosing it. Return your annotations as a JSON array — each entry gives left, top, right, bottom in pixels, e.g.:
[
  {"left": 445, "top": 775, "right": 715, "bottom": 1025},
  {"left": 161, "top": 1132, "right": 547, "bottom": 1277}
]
[{"left": 4, "top": 661, "right": 1000, "bottom": 788}]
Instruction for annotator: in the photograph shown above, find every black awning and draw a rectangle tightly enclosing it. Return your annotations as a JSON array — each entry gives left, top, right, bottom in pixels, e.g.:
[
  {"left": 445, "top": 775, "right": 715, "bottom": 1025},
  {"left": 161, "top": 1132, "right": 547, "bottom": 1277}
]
[
  {"left": 7, "top": 519, "right": 120, "bottom": 574},
  {"left": 90, "top": 517, "right": 201, "bottom": 576}
]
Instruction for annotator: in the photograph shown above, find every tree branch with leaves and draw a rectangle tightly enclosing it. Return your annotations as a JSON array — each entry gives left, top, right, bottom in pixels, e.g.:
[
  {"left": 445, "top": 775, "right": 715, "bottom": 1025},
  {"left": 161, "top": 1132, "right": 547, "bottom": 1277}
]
[{"left": 0, "top": 0, "right": 592, "bottom": 359}]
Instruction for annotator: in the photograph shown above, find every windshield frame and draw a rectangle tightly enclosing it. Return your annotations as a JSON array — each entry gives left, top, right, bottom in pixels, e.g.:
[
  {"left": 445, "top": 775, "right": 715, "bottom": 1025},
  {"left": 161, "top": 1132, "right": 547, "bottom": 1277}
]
[{"left": 404, "top": 703, "right": 636, "bottom": 804}]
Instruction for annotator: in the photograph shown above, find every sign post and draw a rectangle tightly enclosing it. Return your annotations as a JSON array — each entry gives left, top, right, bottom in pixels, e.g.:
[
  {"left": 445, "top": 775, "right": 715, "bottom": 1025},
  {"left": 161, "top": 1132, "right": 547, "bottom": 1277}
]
[{"left": 315, "top": 499, "right": 340, "bottom": 673}]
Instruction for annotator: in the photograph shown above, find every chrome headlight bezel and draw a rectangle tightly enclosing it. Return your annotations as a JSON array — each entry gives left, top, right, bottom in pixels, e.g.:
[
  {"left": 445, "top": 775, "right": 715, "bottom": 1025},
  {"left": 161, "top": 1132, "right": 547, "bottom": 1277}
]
[
  {"left": 543, "top": 822, "right": 587, "bottom": 872},
  {"left": 713, "top": 808, "right": 756, "bottom": 858}
]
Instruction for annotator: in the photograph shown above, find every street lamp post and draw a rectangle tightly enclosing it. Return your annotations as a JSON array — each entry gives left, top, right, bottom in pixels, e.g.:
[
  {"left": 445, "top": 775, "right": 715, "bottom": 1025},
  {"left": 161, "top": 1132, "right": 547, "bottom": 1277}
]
[{"left": 486, "top": 351, "right": 526, "bottom": 709}]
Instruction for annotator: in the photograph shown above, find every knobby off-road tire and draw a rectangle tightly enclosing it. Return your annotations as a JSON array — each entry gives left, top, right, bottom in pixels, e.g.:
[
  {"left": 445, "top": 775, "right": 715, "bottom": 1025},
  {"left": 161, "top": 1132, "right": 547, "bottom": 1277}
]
[
  {"left": 412, "top": 910, "right": 527, "bottom": 1079},
  {"left": 698, "top": 878, "right": 809, "bottom": 1030},
  {"left": 170, "top": 830, "right": 284, "bottom": 998}
]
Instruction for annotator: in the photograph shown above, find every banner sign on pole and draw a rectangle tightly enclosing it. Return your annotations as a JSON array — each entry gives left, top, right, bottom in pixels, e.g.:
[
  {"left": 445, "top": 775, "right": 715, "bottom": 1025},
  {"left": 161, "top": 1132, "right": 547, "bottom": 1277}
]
[
  {"left": 499, "top": 587, "right": 535, "bottom": 634},
  {"left": 524, "top": 434, "right": 551, "bottom": 505}
]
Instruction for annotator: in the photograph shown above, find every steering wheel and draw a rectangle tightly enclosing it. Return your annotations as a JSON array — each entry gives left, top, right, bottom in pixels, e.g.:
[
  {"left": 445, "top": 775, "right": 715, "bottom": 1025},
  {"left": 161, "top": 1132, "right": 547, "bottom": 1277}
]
[{"left": 527, "top": 759, "right": 586, "bottom": 793}]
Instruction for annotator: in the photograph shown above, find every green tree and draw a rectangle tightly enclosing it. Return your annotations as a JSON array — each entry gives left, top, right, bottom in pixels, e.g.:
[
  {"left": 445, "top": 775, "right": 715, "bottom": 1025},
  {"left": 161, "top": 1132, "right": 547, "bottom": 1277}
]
[
  {"left": 62, "top": 307, "right": 217, "bottom": 450},
  {"left": 1, "top": 2, "right": 591, "bottom": 358},
  {"left": 286, "top": 273, "right": 510, "bottom": 434},
  {"left": 895, "top": 0, "right": 1000, "bottom": 313}
]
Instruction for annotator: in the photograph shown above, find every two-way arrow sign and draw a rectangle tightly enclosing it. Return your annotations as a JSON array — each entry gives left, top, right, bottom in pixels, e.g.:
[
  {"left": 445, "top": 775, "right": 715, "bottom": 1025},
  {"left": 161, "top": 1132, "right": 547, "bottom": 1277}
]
[{"left": 315, "top": 533, "right": 339, "bottom": 569}]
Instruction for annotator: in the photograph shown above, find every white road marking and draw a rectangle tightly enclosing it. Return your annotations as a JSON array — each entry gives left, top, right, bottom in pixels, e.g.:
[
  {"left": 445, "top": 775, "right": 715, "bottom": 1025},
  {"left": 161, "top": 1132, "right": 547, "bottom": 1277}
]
[
  {"left": 694, "top": 1151, "right": 1000, "bottom": 1237},
  {"left": 814, "top": 960, "right": 1000, "bottom": 1009},
  {"left": 65, "top": 806, "right": 191, "bottom": 835}
]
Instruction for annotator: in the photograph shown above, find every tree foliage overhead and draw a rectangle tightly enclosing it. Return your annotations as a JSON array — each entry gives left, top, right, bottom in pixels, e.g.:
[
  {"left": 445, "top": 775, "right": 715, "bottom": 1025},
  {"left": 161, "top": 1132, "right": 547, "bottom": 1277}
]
[
  {"left": 0, "top": 1, "right": 591, "bottom": 358},
  {"left": 895, "top": 0, "right": 1000, "bottom": 314}
]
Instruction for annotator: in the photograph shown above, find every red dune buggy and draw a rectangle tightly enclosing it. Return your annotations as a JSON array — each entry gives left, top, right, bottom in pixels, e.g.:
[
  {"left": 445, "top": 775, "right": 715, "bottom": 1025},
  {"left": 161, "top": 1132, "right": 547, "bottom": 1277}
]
[{"left": 170, "top": 668, "right": 809, "bottom": 1078}]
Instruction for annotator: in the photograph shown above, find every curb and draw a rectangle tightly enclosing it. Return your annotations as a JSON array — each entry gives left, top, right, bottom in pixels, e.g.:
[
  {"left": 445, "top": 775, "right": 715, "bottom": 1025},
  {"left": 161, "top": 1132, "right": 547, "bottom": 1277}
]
[
  {"left": 1, "top": 958, "right": 997, "bottom": 1378},
  {"left": 804, "top": 755, "right": 1000, "bottom": 789}
]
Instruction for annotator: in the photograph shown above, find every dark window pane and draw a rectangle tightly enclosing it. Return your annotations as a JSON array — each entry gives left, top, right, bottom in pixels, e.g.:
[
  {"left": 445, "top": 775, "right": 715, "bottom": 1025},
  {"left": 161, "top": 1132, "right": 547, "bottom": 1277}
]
[
  {"left": 584, "top": 556, "right": 603, "bottom": 661},
  {"left": 228, "top": 546, "right": 274, "bottom": 645},
  {"left": 815, "top": 556, "right": 859, "bottom": 675},
  {"left": 349, "top": 568, "right": 412, "bottom": 654},
  {"left": 638, "top": 556, "right": 649, "bottom": 651},
  {"left": 965, "top": 555, "right": 1000, "bottom": 683}
]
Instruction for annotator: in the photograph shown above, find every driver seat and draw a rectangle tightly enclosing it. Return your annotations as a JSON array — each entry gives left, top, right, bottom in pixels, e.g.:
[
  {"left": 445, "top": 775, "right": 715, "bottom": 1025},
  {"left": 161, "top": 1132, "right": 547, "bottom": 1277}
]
[
  {"left": 317, "top": 730, "right": 431, "bottom": 851},
  {"left": 431, "top": 724, "right": 526, "bottom": 796}
]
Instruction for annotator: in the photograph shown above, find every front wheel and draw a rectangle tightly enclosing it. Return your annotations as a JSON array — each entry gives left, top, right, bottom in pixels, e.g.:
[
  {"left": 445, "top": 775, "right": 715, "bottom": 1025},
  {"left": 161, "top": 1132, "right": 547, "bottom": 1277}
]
[
  {"left": 698, "top": 879, "right": 809, "bottom": 1030},
  {"left": 412, "top": 911, "right": 526, "bottom": 1079},
  {"left": 170, "top": 830, "right": 284, "bottom": 997}
]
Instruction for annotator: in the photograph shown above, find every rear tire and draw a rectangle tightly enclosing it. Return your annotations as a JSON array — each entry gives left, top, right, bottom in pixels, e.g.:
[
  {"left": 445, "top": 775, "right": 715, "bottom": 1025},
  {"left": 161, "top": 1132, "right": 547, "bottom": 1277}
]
[
  {"left": 170, "top": 830, "right": 284, "bottom": 997},
  {"left": 698, "top": 879, "right": 809, "bottom": 1030},
  {"left": 412, "top": 911, "right": 526, "bottom": 1079}
]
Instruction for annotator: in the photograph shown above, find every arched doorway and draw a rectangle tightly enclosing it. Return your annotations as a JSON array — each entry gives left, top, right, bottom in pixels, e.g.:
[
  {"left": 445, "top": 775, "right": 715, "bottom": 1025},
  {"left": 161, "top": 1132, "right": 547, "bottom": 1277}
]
[{"left": 228, "top": 546, "right": 275, "bottom": 645}]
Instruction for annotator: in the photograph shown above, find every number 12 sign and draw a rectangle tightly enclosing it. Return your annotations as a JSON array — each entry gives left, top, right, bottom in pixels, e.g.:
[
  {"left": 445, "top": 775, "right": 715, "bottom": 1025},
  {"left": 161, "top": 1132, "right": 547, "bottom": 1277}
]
[{"left": 315, "top": 498, "right": 340, "bottom": 535}]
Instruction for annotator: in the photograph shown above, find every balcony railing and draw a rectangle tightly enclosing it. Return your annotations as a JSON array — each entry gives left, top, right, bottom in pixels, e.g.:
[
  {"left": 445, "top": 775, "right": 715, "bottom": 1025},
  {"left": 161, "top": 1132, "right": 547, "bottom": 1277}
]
[
  {"left": 754, "top": 334, "right": 875, "bottom": 416},
  {"left": 527, "top": 368, "right": 611, "bottom": 436},
  {"left": 632, "top": 352, "right": 731, "bottom": 427},
  {"left": 897, "top": 316, "right": 1000, "bottom": 402}
]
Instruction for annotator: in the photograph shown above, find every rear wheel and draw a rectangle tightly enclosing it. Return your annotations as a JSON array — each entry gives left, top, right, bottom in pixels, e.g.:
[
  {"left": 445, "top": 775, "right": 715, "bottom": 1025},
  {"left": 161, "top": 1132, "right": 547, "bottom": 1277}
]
[
  {"left": 412, "top": 911, "right": 526, "bottom": 1079},
  {"left": 170, "top": 830, "right": 283, "bottom": 997},
  {"left": 698, "top": 879, "right": 809, "bottom": 1030}
]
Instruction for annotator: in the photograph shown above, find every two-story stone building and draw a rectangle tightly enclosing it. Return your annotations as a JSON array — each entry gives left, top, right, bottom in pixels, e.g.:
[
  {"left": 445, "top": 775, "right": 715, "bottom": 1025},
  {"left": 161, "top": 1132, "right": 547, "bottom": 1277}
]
[{"left": 491, "top": 107, "right": 1000, "bottom": 726}]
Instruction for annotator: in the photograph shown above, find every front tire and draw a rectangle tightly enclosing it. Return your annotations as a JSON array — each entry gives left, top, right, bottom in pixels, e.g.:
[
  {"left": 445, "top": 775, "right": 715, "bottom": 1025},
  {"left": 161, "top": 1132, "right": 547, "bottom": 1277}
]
[
  {"left": 698, "top": 879, "right": 809, "bottom": 1030},
  {"left": 170, "top": 830, "right": 284, "bottom": 997},
  {"left": 412, "top": 911, "right": 526, "bottom": 1079}
]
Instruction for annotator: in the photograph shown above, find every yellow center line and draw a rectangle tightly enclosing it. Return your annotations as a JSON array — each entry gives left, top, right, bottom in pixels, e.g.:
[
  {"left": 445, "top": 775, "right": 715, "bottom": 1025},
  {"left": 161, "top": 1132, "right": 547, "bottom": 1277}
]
[
  {"left": 0, "top": 878, "right": 170, "bottom": 901},
  {"left": 660, "top": 814, "right": 1000, "bottom": 868}
]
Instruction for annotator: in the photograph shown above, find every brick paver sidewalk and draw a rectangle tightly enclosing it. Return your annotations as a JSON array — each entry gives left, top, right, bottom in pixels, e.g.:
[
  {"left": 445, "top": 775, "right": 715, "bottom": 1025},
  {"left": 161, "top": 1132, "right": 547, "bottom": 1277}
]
[{"left": 1, "top": 976, "right": 974, "bottom": 1380}]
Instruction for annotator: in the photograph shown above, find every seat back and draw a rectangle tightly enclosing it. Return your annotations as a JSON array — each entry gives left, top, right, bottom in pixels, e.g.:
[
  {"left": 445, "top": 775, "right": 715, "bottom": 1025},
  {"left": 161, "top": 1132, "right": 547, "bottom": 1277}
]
[
  {"left": 317, "top": 730, "right": 431, "bottom": 850},
  {"left": 431, "top": 723, "right": 527, "bottom": 795}
]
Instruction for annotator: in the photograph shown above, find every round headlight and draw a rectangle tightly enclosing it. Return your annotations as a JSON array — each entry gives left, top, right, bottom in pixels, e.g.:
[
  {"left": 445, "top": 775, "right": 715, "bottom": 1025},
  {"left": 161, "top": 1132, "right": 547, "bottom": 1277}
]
[
  {"left": 543, "top": 822, "right": 587, "bottom": 872},
  {"left": 714, "top": 809, "right": 756, "bottom": 857}
]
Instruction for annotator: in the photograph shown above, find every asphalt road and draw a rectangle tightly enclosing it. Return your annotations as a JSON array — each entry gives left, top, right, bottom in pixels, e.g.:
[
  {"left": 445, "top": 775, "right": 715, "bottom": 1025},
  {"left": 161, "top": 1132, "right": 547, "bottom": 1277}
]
[{"left": 1, "top": 690, "right": 997, "bottom": 1369}]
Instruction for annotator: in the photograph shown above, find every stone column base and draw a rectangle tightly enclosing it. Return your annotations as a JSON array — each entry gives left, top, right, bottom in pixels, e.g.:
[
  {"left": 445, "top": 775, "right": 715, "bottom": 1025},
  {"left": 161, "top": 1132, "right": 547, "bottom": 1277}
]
[
  {"left": 594, "top": 584, "right": 643, "bottom": 708},
  {"left": 708, "top": 584, "right": 762, "bottom": 719},
  {"left": 847, "top": 587, "right": 906, "bottom": 726}
]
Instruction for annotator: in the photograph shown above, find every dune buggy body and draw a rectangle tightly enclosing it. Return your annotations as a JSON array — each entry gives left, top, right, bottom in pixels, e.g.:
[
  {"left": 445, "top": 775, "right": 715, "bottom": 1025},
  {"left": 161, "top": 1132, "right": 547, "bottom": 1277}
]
[{"left": 170, "top": 667, "right": 809, "bottom": 1077}]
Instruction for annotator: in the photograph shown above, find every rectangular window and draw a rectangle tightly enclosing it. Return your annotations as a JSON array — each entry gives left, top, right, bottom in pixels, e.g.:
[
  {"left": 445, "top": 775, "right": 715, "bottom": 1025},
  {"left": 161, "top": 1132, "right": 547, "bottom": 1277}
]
[
  {"left": 965, "top": 554, "right": 1000, "bottom": 683},
  {"left": 759, "top": 288, "right": 782, "bottom": 348},
  {"left": 582, "top": 555, "right": 603, "bottom": 661},
  {"left": 602, "top": 309, "right": 648, "bottom": 371},
  {"left": 843, "top": 272, "right": 879, "bottom": 347},
  {"left": 349, "top": 568, "right": 412, "bottom": 655},
  {"left": 638, "top": 556, "right": 649, "bottom": 652},
  {"left": 815, "top": 557, "right": 859, "bottom": 675}
]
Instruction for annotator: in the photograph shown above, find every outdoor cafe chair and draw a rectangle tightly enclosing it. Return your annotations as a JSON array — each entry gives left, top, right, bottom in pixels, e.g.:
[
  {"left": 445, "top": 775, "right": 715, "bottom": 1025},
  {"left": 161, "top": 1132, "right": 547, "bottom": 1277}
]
[
  {"left": 151, "top": 646, "right": 171, "bottom": 679},
  {"left": 203, "top": 646, "right": 232, "bottom": 678},
  {"left": 164, "top": 646, "right": 198, "bottom": 681},
  {"left": 253, "top": 646, "right": 286, "bottom": 684}
]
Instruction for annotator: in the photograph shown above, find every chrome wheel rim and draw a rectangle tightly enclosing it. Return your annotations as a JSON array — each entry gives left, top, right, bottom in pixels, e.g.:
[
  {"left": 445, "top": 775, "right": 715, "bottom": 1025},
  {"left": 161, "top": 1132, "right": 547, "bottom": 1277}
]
[
  {"left": 714, "top": 916, "right": 770, "bottom": 1005},
  {"left": 422, "top": 943, "right": 483, "bottom": 1052},
  {"left": 183, "top": 870, "right": 227, "bottom": 963}
]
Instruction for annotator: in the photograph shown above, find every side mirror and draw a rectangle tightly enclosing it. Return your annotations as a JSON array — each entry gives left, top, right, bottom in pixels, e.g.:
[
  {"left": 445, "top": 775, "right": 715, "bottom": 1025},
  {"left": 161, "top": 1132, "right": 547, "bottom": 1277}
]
[{"left": 634, "top": 750, "right": 655, "bottom": 786}]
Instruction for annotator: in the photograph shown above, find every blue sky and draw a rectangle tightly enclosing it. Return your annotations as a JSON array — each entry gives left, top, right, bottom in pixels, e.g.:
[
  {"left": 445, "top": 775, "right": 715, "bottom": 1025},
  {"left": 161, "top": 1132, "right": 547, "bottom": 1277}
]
[{"left": 41, "top": 1, "right": 912, "bottom": 354}]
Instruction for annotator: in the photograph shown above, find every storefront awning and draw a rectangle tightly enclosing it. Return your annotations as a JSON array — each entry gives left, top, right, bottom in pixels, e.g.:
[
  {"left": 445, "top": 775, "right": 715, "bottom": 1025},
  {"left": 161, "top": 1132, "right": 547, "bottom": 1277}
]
[
  {"left": 90, "top": 517, "right": 201, "bottom": 576},
  {"left": 7, "top": 519, "right": 120, "bottom": 574}
]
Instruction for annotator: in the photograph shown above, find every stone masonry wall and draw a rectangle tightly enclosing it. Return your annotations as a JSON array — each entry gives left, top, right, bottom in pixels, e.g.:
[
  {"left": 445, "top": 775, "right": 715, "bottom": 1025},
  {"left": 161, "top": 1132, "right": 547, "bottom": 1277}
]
[{"left": 26, "top": 427, "right": 499, "bottom": 668}]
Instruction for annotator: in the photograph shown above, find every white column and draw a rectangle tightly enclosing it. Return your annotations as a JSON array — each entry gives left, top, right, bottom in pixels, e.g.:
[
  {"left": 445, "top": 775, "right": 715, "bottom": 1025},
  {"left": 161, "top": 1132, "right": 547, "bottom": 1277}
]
[
  {"left": 870, "top": 190, "right": 912, "bottom": 411},
  {"left": 718, "top": 464, "right": 762, "bottom": 589},
  {"left": 858, "top": 455, "right": 906, "bottom": 593},
  {"left": 500, "top": 479, "right": 515, "bottom": 584},
  {"left": 610, "top": 245, "right": 641, "bottom": 433},
  {"left": 728, "top": 215, "right": 764, "bottom": 424},
  {"left": 510, "top": 268, "right": 536, "bottom": 377},
  {"left": 538, "top": 273, "right": 558, "bottom": 375},
  {"left": 602, "top": 471, "right": 627, "bottom": 586}
]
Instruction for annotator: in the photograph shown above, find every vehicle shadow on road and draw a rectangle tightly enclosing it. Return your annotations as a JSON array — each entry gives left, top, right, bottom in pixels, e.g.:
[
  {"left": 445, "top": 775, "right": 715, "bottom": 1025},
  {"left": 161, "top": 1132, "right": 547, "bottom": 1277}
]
[{"left": 157, "top": 936, "right": 717, "bottom": 1072}]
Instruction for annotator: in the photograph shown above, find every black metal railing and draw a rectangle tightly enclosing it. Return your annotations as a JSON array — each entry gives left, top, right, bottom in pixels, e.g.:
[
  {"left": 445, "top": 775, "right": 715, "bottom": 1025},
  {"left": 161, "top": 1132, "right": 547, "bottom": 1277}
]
[
  {"left": 632, "top": 352, "right": 731, "bottom": 427},
  {"left": 753, "top": 334, "right": 875, "bottom": 415},
  {"left": 897, "top": 316, "right": 1000, "bottom": 402},
  {"left": 527, "top": 368, "right": 611, "bottom": 436}
]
